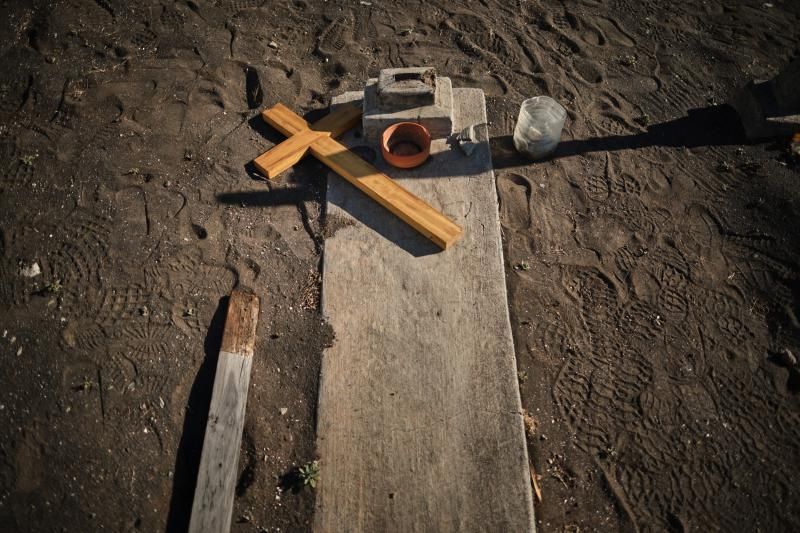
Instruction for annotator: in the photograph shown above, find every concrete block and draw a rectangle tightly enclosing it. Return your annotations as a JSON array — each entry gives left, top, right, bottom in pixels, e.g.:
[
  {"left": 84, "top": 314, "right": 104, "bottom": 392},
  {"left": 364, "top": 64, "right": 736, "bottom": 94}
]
[
  {"left": 363, "top": 68, "right": 454, "bottom": 140},
  {"left": 377, "top": 67, "right": 436, "bottom": 108}
]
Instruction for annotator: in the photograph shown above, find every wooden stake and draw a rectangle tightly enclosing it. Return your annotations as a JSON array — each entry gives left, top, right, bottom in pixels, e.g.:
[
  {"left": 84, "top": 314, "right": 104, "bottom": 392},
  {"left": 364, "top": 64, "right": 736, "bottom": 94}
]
[{"left": 188, "top": 289, "right": 260, "bottom": 533}]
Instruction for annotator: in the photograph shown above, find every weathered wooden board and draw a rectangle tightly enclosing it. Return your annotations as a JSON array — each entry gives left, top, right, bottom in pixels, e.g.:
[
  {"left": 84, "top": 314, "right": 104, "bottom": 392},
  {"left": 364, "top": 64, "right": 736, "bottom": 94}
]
[
  {"left": 315, "top": 89, "right": 535, "bottom": 532},
  {"left": 188, "top": 289, "right": 260, "bottom": 533},
  {"left": 259, "top": 103, "right": 463, "bottom": 250}
]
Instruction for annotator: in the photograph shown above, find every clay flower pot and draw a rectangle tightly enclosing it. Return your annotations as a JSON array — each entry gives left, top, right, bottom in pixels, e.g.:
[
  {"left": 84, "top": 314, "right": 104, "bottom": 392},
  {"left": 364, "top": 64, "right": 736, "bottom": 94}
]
[{"left": 381, "top": 122, "right": 431, "bottom": 169}]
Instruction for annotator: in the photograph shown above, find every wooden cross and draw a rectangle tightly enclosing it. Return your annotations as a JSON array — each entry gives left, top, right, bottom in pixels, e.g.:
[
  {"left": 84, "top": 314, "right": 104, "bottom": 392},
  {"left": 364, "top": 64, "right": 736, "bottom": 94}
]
[{"left": 252, "top": 103, "right": 463, "bottom": 250}]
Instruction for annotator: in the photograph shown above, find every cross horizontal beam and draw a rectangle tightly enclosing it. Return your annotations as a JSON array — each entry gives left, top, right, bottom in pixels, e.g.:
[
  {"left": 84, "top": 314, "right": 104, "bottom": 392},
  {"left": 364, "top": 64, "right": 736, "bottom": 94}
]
[
  {"left": 253, "top": 104, "right": 361, "bottom": 178},
  {"left": 253, "top": 103, "right": 463, "bottom": 250}
]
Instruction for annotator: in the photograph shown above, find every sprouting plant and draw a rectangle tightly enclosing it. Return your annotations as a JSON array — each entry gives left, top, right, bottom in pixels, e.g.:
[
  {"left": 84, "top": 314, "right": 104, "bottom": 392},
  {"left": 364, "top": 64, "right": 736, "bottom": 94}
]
[
  {"left": 298, "top": 460, "right": 320, "bottom": 489},
  {"left": 45, "top": 280, "right": 62, "bottom": 293},
  {"left": 20, "top": 154, "right": 37, "bottom": 166}
]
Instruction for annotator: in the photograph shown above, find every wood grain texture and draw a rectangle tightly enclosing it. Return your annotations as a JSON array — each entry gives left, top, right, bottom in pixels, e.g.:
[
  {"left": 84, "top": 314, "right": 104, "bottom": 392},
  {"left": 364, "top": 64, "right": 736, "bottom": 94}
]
[
  {"left": 309, "top": 135, "right": 462, "bottom": 249},
  {"left": 188, "top": 290, "right": 260, "bottom": 533},
  {"left": 260, "top": 104, "right": 463, "bottom": 250},
  {"left": 315, "top": 89, "right": 535, "bottom": 532},
  {"left": 254, "top": 103, "right": 362, "bottom": 180},
  {"left": 253, "top": 129, "right": 322, "bottom": 179},
  {"left": 219, "top": 289, "right": 260, "bottom": 356},
  {"left": 306, "top": 102, "right": 362, "bottom": 137}
]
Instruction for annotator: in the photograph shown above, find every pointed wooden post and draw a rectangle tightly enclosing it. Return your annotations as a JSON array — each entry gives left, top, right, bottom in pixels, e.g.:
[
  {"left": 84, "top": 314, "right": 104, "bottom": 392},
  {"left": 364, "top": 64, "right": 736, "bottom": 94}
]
[{"left": 188, "top": 289, "right": 260, "bottom": 533}]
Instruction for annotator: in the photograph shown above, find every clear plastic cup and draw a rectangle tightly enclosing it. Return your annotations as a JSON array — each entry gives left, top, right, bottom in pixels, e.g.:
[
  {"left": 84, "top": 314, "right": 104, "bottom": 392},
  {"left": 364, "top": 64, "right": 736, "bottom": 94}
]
[{"left": 513, "top": 96, "right": 567, "bottom": 159}]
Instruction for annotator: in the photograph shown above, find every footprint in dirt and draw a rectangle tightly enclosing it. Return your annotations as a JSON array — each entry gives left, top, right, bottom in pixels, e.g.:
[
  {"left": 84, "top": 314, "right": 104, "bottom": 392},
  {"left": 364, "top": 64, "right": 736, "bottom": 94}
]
[
  {"left": 447, "top": 13, "right": 516, "bottom": 58},
  {"left": 158, "top": 5, "right": 187, "bottom": 31},
  {"left": 642, "top": 53, "right": 707, "bottom": 117},
  {"left": 0, "top": 74, "right": 32, "bottom": 114},
  {"left": 244, "top": 66, "right": 263, "bottom": 109},
  {"left": 219, "top": 0, "right": 265, "bottom": 15},
  {"left": 573, "top": 57, "right": 606, "bottom": 85},
  {"left": 113, "top": 186, "right": 148, "bottom": 238},
  {"left": 588, "top": 92, "right": 643, "bottom": 136},
  {"left": 497, "top": 173, "right": 533, "bottom": 231},
  {"left": 238, "top": 59, "right": 301, "bottom": 110},
  {"left": 38, "top": 211, "right": 110, "bottom": 295},
  {"left": 590, "top": 16, "right": 637, "bottom": 48},
  {"left": 129, "top": 27, "right": 159, "bottom": 52},
  {"left": 12, "top": 429, "right": 45, "bottom": 493},
  {"left": 316, "top": 15, "right": 350, "bottom": 60}
]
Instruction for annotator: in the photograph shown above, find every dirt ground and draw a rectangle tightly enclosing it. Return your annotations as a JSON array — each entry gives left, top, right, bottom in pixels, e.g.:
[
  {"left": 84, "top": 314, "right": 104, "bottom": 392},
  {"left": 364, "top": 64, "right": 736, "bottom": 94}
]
[{"left": 0, "top": 0, "right": 798, "bottom": 531}]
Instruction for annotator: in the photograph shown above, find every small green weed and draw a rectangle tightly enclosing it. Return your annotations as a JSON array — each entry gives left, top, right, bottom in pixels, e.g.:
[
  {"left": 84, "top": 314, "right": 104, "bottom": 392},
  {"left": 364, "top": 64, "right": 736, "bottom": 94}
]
[
  {"left": 45, "top": 280, "right": 62, "bottom": 294},
  {"left": 298, "top": 460, "right": 320, "bottom": 489}
]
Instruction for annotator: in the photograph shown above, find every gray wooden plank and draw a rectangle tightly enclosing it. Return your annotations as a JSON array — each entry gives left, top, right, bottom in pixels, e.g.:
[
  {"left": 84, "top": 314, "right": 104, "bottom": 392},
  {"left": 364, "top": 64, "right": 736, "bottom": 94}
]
[
  {"left": 189, "top": 289, "right": 260, "bottom": 533},
  {"left": 316, "top": 89, "right": 535, "bottom": 532}
]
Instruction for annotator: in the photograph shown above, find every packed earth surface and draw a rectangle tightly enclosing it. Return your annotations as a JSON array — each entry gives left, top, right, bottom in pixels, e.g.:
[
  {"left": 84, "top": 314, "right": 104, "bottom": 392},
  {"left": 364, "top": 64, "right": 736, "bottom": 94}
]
[{"left": 1, "top": 0, "right": 799, "bottom": 531}]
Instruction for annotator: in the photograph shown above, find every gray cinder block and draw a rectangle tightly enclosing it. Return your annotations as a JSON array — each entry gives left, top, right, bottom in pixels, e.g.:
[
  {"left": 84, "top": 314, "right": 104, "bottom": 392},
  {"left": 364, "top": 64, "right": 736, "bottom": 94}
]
[{"left": 363, "top": 67, "right": 454, "bottom": 140}]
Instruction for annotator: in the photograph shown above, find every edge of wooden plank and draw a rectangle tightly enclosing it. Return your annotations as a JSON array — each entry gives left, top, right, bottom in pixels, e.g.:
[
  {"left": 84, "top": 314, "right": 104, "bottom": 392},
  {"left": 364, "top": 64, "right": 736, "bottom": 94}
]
[{"left": 220, "top": 289, "right": 260, "bottom": 356}]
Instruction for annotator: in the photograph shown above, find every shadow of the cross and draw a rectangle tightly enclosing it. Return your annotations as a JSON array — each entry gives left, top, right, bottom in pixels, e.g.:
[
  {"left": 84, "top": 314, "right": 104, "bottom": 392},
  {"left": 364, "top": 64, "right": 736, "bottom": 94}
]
[
  {"left": 217, "top": 187, "right": 315, "bottom": 207},
  {"left": 217, "top": 180, "right": 442, "bottom": 257},
  {"left": 323, "top": 172, "right": 444, "bottom": 257}
]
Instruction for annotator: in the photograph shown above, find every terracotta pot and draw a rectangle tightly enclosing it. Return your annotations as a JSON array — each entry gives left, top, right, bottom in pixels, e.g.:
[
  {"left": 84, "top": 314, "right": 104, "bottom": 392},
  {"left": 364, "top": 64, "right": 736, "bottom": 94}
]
[{"left": 380, "top": 122, "right": 431, "bottom": 169}]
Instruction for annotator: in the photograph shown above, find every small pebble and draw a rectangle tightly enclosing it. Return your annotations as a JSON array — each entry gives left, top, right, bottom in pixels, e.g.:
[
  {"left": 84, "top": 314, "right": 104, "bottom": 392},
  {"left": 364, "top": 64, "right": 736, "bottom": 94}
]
[{"left": 20, "top": 262, "right": 41, "bottom": 278}]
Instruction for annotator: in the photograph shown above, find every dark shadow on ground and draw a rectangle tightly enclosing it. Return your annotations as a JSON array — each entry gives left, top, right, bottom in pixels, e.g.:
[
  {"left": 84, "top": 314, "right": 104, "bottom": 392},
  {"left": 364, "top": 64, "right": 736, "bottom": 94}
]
[
  {"left": 325, "top": 175, "right": 443, "bottom": 257},
  {"left": 165, "top": 297, "right": 229, "bottom": 533},
  {"left": 217, "top": 187, "right": 315, "bottom": 207},
  {"left": 217, "top": 182, "right": 441, "bottom": 257},
  {"left": 492, "top": 104, "right": 748, "bottom": 170}
]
